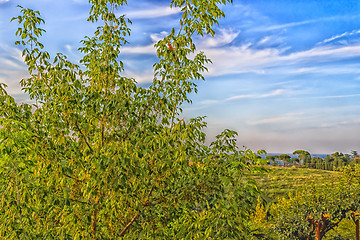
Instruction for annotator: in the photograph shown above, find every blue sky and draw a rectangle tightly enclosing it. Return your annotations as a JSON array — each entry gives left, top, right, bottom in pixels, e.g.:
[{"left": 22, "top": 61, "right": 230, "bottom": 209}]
[{"left": 1, "top": 0, "right": 360, "bottom": 154}]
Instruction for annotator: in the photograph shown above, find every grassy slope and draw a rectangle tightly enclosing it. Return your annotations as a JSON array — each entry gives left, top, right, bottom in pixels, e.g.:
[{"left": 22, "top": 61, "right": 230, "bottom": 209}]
[
  {"left": 245, "top": 166, "right": 354, "bottom": 239},
  {"left": 246, "top": 166, "right": 339, "bottom": 203}
]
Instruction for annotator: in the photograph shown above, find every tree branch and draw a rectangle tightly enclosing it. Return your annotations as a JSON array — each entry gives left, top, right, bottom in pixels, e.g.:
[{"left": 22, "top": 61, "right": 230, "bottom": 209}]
[
  {"left": 74, "top": 120, "right": 93, "bottom": 152},
  {"left": 119, "top": 210, "right": 140, "bottom": 237},
  {"left": 63, "top": 173, "right": 82, "bottom": 182},
  {"left": 70, "top": 197, "right": 89, "bottom": 205},
  {"left": 119, "top": 186, "right": 154, "bottom": 237}
]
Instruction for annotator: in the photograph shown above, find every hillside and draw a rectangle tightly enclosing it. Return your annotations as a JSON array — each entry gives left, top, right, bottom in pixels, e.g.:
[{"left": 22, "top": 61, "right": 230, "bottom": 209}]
[{"left": 246, "top": 166, "right": 340, "bottom": 203}]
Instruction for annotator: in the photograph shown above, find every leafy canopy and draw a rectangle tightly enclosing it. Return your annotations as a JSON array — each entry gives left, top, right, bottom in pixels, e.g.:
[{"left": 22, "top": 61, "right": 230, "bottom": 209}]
[{"left": 0, "top": 0, "right": 265, "bottom": 239}]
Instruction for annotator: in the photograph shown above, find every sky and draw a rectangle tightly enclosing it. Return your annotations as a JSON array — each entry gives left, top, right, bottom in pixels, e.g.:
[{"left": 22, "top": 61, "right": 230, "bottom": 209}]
[{"left": 0, "top": 0, "right": 360, "bottom": 154}]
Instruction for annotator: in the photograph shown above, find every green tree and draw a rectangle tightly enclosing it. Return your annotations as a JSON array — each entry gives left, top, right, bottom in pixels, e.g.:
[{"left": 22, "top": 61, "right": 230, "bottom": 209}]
[
  {"left": 293, "top": 150, "right": 311, "bottom": 166},
  {"left": 273, "top": 165, "right": 360, "bottom": 240},
  {"left": 324, "top": 155, "right": 332, "bottom": 171},
  {"left": 0, "top": 1, "right": 264, "bottom": 239},
  {"left": 266, "top": 155, "right": 276, "bottom": 166},
  {"left": 292, "top": 157, "right": 299, "bottom": 166},
  {"left": 279, "top": 154, "right": 291, "bottom": 167}
]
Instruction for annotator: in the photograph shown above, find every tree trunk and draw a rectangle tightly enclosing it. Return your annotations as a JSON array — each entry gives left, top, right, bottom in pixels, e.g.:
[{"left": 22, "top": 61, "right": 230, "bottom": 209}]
[
  {"left": 351, "top": 212, "right": 360, "bottom": 240},
  {"left": 315, "top": 222, "right": 321, "bottom": 240}
]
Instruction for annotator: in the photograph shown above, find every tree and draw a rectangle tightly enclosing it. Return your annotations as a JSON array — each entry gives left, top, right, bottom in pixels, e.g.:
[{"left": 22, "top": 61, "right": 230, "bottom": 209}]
[
  {"left": 324, "top": 155, "right": 333, "bottom": 170},
  {"left": 0, "top": 1, "right": 264, "bottom": 239},
  {"left": 274, "top": 164, "right": 360, "bottom": 240},
  {"left": 256, "top": 155, "right": 269, "bottom": 166},
  {"left": 292, "top": 157, "right": 299, "bottom": 166},
  {"left": 279, "top": 154, "right": 291, "bottom": 167},
  {"left": 266, "top": 155, "right": 276, "bottom": 166},
  {"left": 331, "top": 152, "right": 343, "bottom": 158},
  {"left": 293, "top": 150, "right": 311, "bottom": 166}
]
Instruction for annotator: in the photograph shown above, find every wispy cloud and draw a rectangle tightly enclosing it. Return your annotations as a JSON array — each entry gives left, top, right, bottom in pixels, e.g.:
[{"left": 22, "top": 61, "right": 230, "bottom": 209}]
[
  {"left": 123, "top": 6, "right": 181, "bottom": 19},
  {"left": 121, "top": 44, "right": 156, "bottom": 55},
  {"left": 256, "top": 35, "right": 286, "bottom": 48},
  {"left": 320, "top": 119, "right": 360, "bottom": 129},
  {"left": 287, "top": 63, "right": 360, "bottom": 76},
  {"left": 199, "top": 99, "right": 220, "bottom": 105},
  {"left": 0, "top": 44, "right": 28, "bottom": 95},
  {"left": 247, "top": 113, "right": 304, "bottom": 126},
  {"left": 284, "top": 44, "right": 360, "bottom": 62},
  {"left": 123, "top": 69, "right": 153, "bottom": 84},
  {"left": 0, "top": 0, "right": 10, "bottom": 3},
  {"left": 257, "top": 19, "right": 318, "bottom": 32},
  {"left": 0, "top": 69, "right": 28, "bottom": 95},
  {"left": 202, "top": 28, "right": 240, "bottom": 48},
  {"left": 0, "top": 45, "right": 25, "bottom": 70},
  {"left": 226, "top": 89, "right": 286, "bottom": 101},
  {"left": 225, "top": 94, "right": 254, "bottom": 101},
  {"left": 202, "top": 38, "right": 360, "bottom": 77},
  {"left": 203, "top": 44, "right": 285, "bottom": 76},
  {"left": 318, "top": 29, "right": 360, "bottom": 45},
  {"left": 252, "top": 15, "right": 358, "bottom": 32},
  {"left": 312, "top": 94, "right": 360, "bottom": 99},
  {"left": 150, "top": 31, "right": 168, "bottom": 43},
  {"left": 120, "top": 36, "right": 360, "bottom": 86}
]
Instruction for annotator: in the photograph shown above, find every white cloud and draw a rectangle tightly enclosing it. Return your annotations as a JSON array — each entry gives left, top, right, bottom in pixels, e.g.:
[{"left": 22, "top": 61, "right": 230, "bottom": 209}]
[
  {"left": 313, "top": 94, "right": 360, "bottom": 99},
  {"left": 258, "top": 19, "right": 317, "bottom": 31},
  {"left": 0, "top": 58, "right": 23, "bottom": 69},
  {"left": 287, "top": 63, "right": 360, "bottom": 76},
  {"left": 284, "top": 44, "right": 360, "bottom": 62},
  {"left": 121, "top": 36, "right": 360, "bottom": 80},
  {"left": 225, "top": 94, "right": 255, "bottom": 101},
  {"left": 123, "top": 6, "right": 181, "bottom": 19},
  {"left": 262, "top": 88, "right": 285, "bottom": 97},
  {"left": 199, "top": 99, "right": 220, "bottom": 105},
  {"left": 247, "top": 113, "right": 304, "bottom": 126},
  {"left": 0, "top": 45, "right": 28, "bottom": 95},
  {"left": 252, "top": 15, "right": 352, "bottom": 32},
  {"left": 318, "top": 29, "right": 360, "bottom": 45},
  {"left": 123, "top": 69, "right": 153, "bottom": 84},
  {"left": 0, "top": 70, "right": 28, "bottom": 95},
  {"left": 0, "top": 45, "right": 25, "bottom": 70},
  {"left": 320, "top": 119, "right": 360, "bottom": 129},
  {"left": 0, "top": 0, "right": 10, "bottom": 3},
  {"left": 256, "top": 35, "right": 285, "bottom": 47},
  {"left": 203, "top": 44, "right": 285, "bottom": 76},
  {"left": 226, "top": 89, "right": 286, "bottom": 101},
  {"left": 202, "top": 28, "right": 240, "bottom": 48},
  {"left": 150, "top": 31, "right": 168, "bottom": 43},
  {"left": 200, "top": 38, "right": 360, "bottom": 77},
  {"left": 258, "top": 36, "right": 271, "bottom": 45},
  {"left": 121, "top": 44, "right": 156, "bottom": 55},
  {"left": 65, "top": 44, "right": 73, "bottom": 53}
]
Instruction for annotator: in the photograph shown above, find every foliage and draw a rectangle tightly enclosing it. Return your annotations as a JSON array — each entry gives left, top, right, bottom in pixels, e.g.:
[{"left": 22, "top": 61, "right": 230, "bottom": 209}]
[
  {"left": 293, "top": 150, "right": 311, "bottom": 166},
  {"left": 246, "top": 196, "right": 278, "bottom": 239},
  {"left": 273, "top": 165, "right": 360, "bottom": 239},
  {"left": 0, "top": 1, "right": 268, "bottom": 239}
]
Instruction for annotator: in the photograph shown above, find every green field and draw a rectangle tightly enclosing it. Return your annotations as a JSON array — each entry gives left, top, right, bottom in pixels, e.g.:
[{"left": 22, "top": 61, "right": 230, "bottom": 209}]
[
  {"left": 245, "top": 166, "right": 357, "bottom": 239},
  {"left": 246, "top": 166, "right": 340, "bottom": 203}
]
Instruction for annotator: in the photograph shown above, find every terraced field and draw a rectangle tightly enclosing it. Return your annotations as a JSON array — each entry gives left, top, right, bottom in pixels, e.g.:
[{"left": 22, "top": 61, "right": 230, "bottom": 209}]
[
  {"left": 246, "top": 166, "right": 340, "bottom": 203},
  {"left": 245, "top": 166, "right": 355, "bottom": 238}
]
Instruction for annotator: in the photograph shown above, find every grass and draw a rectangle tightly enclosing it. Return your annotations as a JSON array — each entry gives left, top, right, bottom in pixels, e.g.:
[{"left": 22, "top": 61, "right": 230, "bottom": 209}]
[
  {"left": 245, "top": 166, "right": 356, "bottom": 239},
  {"left": 245, "top": 166, "right": 340, "bottom": 203}
]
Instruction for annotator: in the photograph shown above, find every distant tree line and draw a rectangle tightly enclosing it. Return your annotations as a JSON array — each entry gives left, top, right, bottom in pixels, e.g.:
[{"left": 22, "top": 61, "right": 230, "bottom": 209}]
[{"left": 263, "top": 150, "right": 360, "bottom": 171}]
